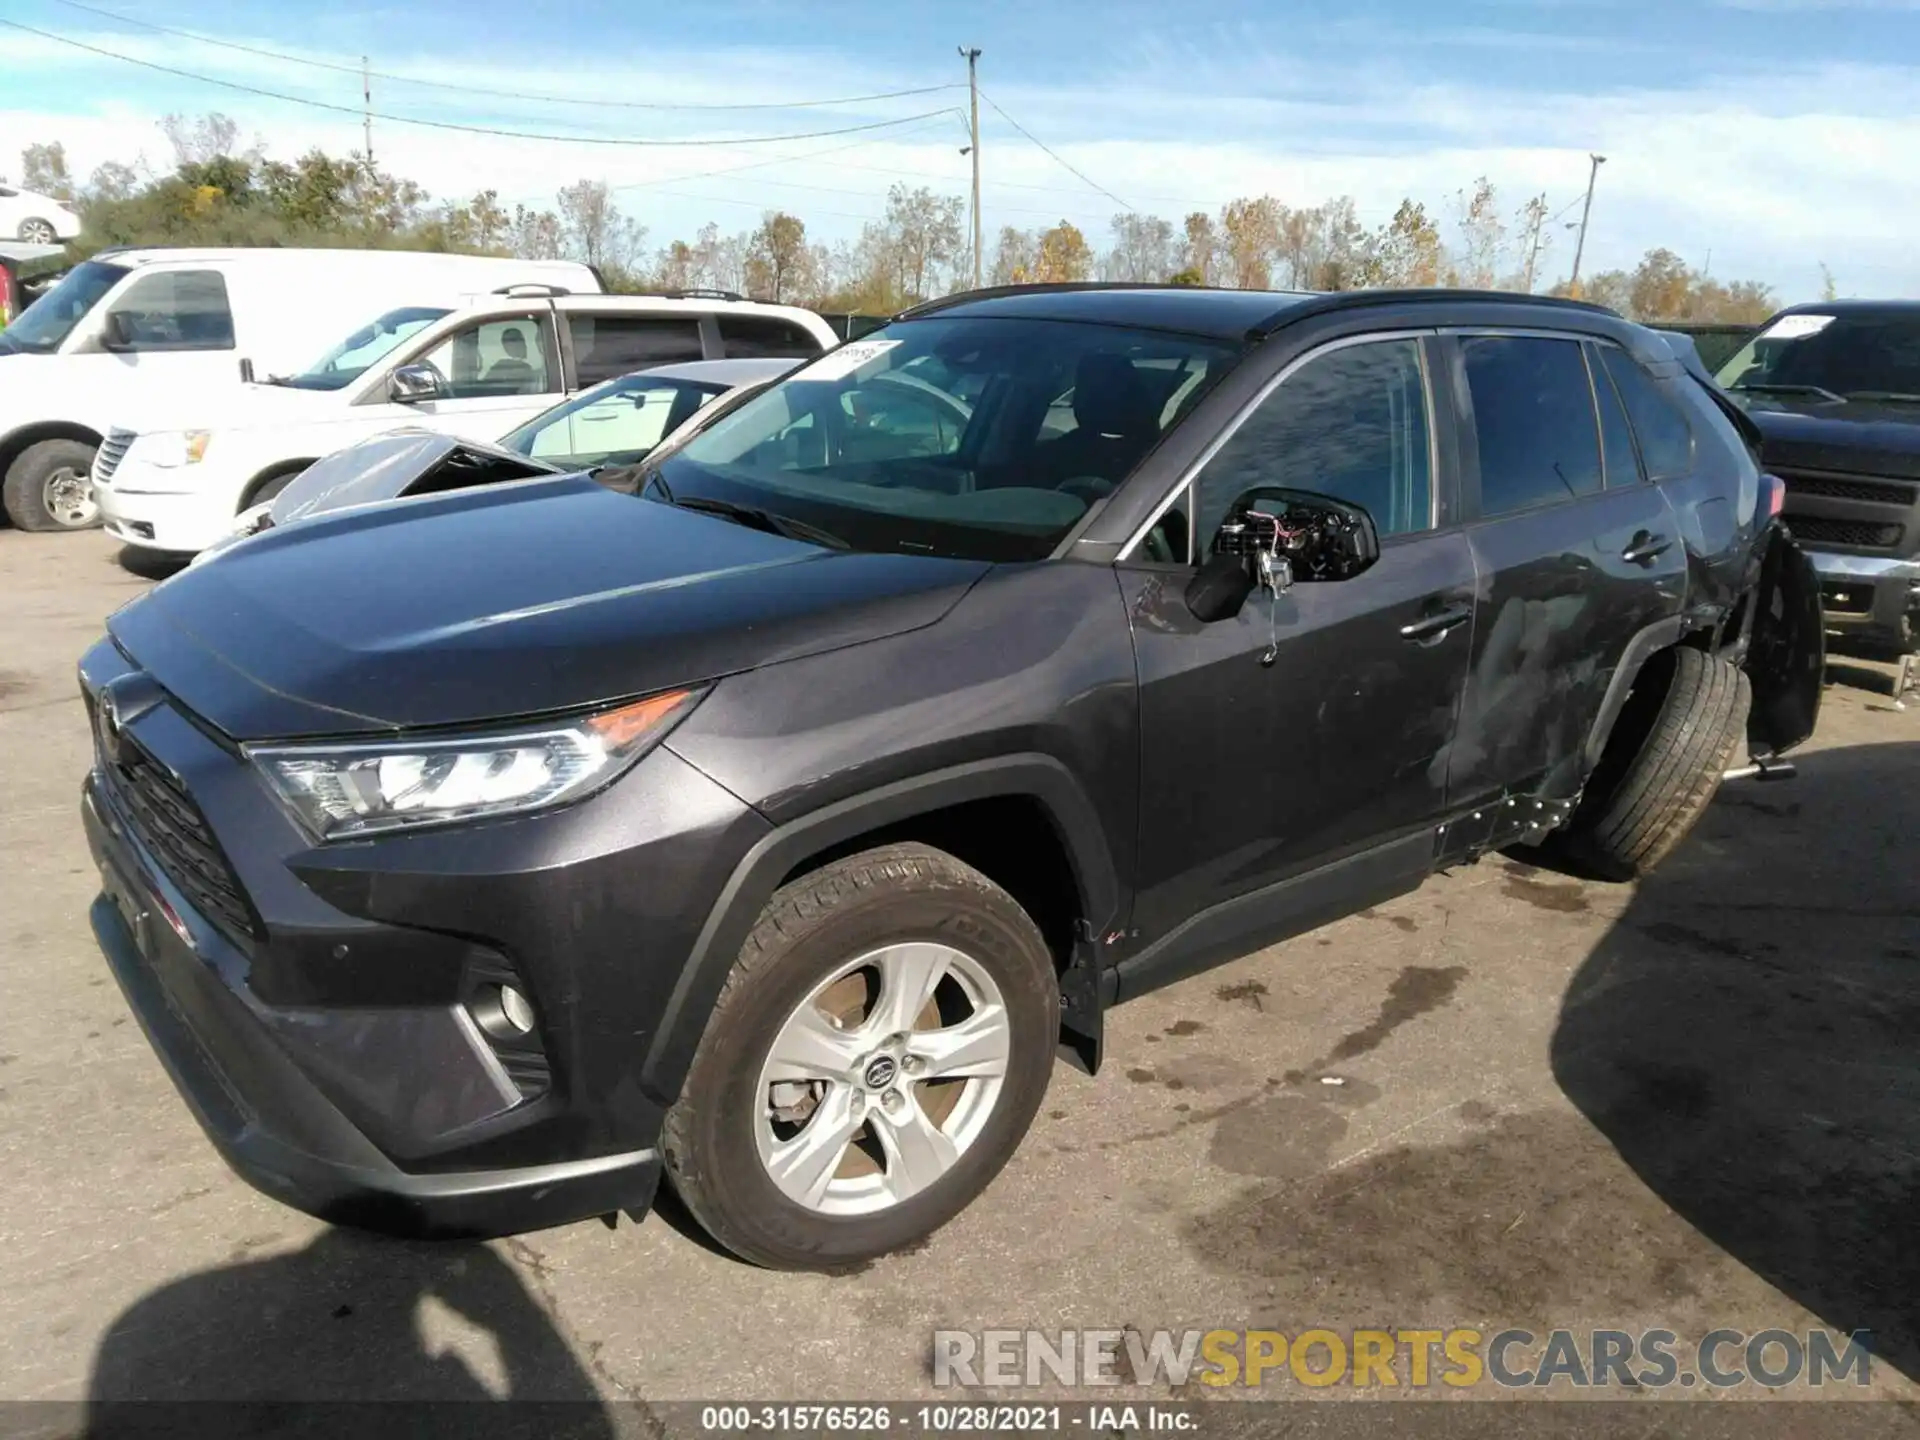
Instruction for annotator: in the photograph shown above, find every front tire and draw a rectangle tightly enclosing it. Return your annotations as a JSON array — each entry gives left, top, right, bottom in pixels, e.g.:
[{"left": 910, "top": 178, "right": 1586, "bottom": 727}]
[
  {"left": 662, "top": 843, "right": 1058, "bottom": 1270},
  {"left": 3, "top": 438, "right": 100, "bottom": 531}
]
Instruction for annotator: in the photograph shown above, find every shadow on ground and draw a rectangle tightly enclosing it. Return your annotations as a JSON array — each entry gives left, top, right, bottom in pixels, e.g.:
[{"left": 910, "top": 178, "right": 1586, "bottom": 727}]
[
  {"left": 111, "top": 545, "right": 187, "bottom": 582},
  {"left": 84, "top": 1228, "right": 617, "bottom": 1435},
  {"left": 1551, "top": 740, "right": 1920, "bottom": 1381}
]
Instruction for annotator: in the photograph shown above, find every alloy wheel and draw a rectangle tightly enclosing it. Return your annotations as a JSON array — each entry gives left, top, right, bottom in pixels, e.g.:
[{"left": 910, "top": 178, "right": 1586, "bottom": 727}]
[{"left": 753, "top": 942, "right": 1011, "bottom": 1216}]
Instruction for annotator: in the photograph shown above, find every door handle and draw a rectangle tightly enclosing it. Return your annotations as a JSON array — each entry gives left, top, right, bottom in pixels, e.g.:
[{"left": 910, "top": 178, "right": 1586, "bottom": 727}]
[
  {"left": 1399, "top": 604, "right": 1473, "bottom": 642},
  {"left": 1622, "top": 531, "right": 1673, "bottom": 565}
]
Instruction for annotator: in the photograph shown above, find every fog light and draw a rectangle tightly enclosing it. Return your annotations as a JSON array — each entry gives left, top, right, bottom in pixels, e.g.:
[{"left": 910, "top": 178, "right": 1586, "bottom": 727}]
[{"left": 498, "top": 984, "right": 535, "bottom": 1034}]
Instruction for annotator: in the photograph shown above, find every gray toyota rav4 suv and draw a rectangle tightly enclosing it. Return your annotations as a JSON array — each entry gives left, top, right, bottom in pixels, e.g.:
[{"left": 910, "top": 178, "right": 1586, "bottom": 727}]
[{"left": 81, "top": 285, "right": 1822, "bottom": 1269}]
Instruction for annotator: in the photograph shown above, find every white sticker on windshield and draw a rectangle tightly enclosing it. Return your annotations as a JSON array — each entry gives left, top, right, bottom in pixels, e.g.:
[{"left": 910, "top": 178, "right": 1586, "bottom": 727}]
[
  {"left": 795, "top": 339, "right": 901, "bottom": 382},
  {"left": 1759, "top": 314, "right": 1835, "bottom": 341}
]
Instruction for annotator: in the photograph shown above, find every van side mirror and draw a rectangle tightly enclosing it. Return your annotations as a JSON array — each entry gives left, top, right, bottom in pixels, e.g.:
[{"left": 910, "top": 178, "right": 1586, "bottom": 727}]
[
  {"left": 100, "top": 310, "right": 135, "bottom": 351},
  {"left": 388, "top": 364, "right": 444, "bottom": 404}
]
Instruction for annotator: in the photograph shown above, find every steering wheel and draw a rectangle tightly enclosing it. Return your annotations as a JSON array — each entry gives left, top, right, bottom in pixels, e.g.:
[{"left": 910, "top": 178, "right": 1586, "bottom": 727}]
[{"left": 1057, "top": 475, "right": 1115, "bottom": 504}]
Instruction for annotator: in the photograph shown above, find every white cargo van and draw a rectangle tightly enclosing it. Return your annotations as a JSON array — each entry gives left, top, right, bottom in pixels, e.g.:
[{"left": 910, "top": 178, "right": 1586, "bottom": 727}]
[
  {"left": 92, "top": 289, "right": 837, "bottom": 554},
  {"left": 0, "top": 247, "right": 601, "bottom": 529}
]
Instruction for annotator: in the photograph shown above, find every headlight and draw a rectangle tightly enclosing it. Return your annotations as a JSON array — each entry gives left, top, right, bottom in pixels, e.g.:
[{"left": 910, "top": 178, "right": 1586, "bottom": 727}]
[{"left": 248, "top": 688, "right": 703, "bottom": 840}]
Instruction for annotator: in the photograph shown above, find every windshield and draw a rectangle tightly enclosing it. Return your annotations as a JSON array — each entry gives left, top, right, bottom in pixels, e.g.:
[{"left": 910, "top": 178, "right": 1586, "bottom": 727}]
[
  {"left": 500, "top": 372, "right": 733, "bottom": 471},
  {"left": 0, "top": 260, "right": 128, "bottom": 355},
  {"left": 1717, "top": 311, "right": 1920, "bottom": 402},
  {"left": 276, "top": 306, "right": 452, "bottom": 390},
  {"left": 653, "top": 317, "right": 1240, "bottom": 561}
]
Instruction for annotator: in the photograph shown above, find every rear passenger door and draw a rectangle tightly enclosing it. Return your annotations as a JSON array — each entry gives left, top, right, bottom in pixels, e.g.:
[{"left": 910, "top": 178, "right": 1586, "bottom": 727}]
[
  {"left": 1445, "top": 332, "right": 1686, "bottom": 812},
  {"left": 565, "top": 312, "right": 707, "bottom": 388}
]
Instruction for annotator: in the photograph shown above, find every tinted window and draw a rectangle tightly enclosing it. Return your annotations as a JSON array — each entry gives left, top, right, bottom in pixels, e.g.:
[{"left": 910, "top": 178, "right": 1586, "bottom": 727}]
[
  {"left": 1600, "top": 347, "right": 1695, "bottom": 480},
  {"left": 1463, "top": 336, "right": 1602, "bottom": 516},
  {"left": 718, "top": 314, "right": 825, "bottom": 359},
  {"left": 0, "top": 258, "right": 127, "bottom": 354},
  {"left": 1717, "top": 311, "right": 1920, "bottom": 399},
  {"left": 103, "top": 269, "right": 233, "bottom": 351},
  {"left": 1195, "top": 339, "right": 1433, "bottom": 545},
  {"left": 413, "top": 315, "right": 556, "bottom": 398},
  {"left": 568, "top": 314, "right": 704, "bottom": 384},
  {"left": 1591, "top": 347, "right": 1643, "bottom": 488},
  {"left": 661, "top": 317, "right": 1236, "bottom": 562}
]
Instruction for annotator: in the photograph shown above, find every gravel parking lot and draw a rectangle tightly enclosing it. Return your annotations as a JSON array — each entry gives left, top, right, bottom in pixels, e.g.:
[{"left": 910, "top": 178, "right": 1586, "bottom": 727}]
[{"left": 2, "top": 528, "right": 1916, "bottom": 1431}]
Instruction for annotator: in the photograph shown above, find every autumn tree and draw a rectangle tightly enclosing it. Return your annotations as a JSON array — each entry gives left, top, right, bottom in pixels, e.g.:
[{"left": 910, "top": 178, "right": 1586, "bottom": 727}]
[
  {"left": 1451, "top": 176, "right": 1505, "bottom": 289},
  {"left": 1029, "top": 221, "right": 1093, "bottom": 283},
  {"left": 746, "top": 210, "right": 810, "bottom": 302},
  {"left": 1181, "top": 211, "right": 1220, "bottom": 285},
  {"left": 1361, "top": 201, "right": 1444, "bottom": 287},
  {"left": 1220, "top": 196, "right": 1282, "bottom": 289}
]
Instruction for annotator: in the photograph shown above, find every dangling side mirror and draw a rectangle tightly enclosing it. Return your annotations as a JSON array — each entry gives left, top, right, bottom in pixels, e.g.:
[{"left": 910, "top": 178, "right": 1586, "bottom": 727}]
[{"left": 1185, "top": 551, "right": 1256, "bottom": 622}]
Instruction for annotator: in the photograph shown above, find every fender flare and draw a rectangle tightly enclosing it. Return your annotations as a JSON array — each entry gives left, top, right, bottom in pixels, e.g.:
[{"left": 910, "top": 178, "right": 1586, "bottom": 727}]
[
  {"left": 1581, "top": 616, "right": 1689, "bottom": 773},
  {"left": 0, "top": 420, "right": 103, "bottom": 475},
  {"left": 638, "top": 754, "right": 1122, "bottom": 1103}
]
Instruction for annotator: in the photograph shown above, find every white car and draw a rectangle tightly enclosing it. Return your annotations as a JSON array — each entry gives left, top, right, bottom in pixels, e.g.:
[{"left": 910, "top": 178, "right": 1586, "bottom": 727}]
[
  {"left": 191, "top": 357, "right": 801, "bottom": 565},
  {"left": 0, "top": 183, "right": 81, "bottom": 245},
  {"left": 1, "top": 247, "right": 605, "bottom": 530},
  {"left": 93, "top": 293, "right": 837, "bottom": 554}
]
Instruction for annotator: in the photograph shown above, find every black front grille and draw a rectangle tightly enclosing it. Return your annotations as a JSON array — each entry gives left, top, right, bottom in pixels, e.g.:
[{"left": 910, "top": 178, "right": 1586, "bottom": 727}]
[
  {"left": 1787, "top": 516, "right": 1906, "bottom": 550},
  {"left": 1777, "top": 471, "right": 1917, "bottom": 506},
  {"left": 103, "top": 737, "right": 259, "bottom": 946}
]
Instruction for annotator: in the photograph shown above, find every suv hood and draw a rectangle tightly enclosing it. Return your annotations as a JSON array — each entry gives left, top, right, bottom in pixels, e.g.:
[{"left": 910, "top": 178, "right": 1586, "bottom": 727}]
[
  {"left": 1742, "top": 399, "right": 1920, "bottom": 479},
  {"left": 109, "top": 475, "right": 990, "bottom": 740}
]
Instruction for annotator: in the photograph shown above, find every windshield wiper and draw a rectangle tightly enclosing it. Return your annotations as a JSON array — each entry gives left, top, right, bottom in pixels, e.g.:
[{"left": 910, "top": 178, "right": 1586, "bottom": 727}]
[
  {"left": 667, "top": 495, "right": 850, "bottom": 550},
  {"left": 1731, "top": 382, "right": 1846, "bottom": 403},
  {"left": 1843, "top": 390, "right": 1920, "bottom": 405}
]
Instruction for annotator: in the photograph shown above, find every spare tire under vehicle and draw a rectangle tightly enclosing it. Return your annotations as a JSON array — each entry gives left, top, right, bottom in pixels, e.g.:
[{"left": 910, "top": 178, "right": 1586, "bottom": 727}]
[{"left": 1555, "top": 646, "right": 1752, "bottom": 881}]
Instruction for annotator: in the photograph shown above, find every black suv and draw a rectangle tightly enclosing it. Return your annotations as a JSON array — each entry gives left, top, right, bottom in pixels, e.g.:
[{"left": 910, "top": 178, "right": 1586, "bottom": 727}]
[
  {"left": 1718, "top": 300, "right": 1920, "bottom": 655},
  {"left": 80, "top": 286, "right": 1823, "bottom": 1270}
]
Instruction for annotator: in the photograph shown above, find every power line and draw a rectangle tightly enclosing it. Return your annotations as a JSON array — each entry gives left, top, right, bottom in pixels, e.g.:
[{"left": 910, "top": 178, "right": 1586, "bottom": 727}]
[
  {"left": 43, "top": 0, "right": 963, "bottom": 112},
  {"left": 976, "top": 88, "right": 1132, "bottom": 213},
  {"left": 611, "top": 116, "right": 963, "bottom": 193},
  {"left": 1, "top": 19, "right": 961, "bottom": 147}
]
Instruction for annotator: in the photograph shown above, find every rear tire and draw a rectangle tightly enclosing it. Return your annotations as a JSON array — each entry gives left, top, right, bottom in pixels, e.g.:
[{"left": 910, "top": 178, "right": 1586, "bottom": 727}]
[
  {"left": 1557, "top": 647, "right": 1751, "bottom": 881},
  {"left": 662, "top": 843, "right": 1058, "bottom": 1271},
  {"left": 3, "top": 439, "right": 100, "bottom": 531}
]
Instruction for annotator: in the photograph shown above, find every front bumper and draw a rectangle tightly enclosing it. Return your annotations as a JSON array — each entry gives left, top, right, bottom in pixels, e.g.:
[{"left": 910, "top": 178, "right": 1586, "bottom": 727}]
[
  {"left": 79, "top": 640, "right": 769, "bottom": 1239},
  {"left": 93, "top": 458, "right": 246, "bottom": 554},
  {"left": 1804, "top": 549, "right": 1920, "bottom": 653}
]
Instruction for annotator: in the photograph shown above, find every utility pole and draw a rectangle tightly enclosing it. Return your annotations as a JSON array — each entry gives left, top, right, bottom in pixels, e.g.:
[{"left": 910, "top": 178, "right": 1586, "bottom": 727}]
[
  {"left": 362, "top": 56, "right": 374, "bottom": 167},
  {"left": 959, "top": 46, "right": 982, "bottom": 289},
  {"left": 1567, "top": 152, "right": 1606, "bottom": 297}
]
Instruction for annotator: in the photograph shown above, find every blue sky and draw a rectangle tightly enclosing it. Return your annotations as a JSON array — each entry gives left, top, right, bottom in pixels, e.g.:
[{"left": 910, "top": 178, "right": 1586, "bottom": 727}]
[{"left": 3, "top": 0, "right": 1918, "bottom": 301}]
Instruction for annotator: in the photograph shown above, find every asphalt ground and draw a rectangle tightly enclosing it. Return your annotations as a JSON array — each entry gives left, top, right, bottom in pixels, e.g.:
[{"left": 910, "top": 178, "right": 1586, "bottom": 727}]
[{"left": 2, "top": 527, "right": 1915, "bottom": 1438}]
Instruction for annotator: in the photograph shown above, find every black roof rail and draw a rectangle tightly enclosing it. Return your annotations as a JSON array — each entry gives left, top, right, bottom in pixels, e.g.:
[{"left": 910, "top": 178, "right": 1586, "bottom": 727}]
[
  {"left": 655, "top": 288, "right": 746, "bottom": 303},
  {"left": 493, "top": 282, "right": 573, "bottom": 297}
]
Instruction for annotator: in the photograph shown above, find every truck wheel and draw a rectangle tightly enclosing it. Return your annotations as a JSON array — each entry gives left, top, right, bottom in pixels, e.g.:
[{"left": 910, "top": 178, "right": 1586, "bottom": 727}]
[
  {"left": 3, "top": 439, "right": 100, "bottom": 531},
  {"left": 1560, "top": 647, "right": 1751, "bottom": 881},
  {"left": 662, "top": 843, "right": 1058, "bottom": 1270}
]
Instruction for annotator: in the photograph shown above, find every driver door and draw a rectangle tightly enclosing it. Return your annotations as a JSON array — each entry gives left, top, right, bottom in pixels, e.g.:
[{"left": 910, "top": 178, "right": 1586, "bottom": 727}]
[
  {"left": 1116, "top": 336, "right": 1477, "bottom": 990},
  {"left": 366, "top": 310, "right": 561, "bottom": 440}
]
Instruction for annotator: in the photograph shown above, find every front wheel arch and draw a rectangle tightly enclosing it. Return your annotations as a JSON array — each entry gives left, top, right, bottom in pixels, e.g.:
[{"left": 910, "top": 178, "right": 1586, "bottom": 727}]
[
  {"left": 640, "top": 756, "right": 1122, "bottom": 1109},
  {"left": 240, "top": 461, "right": 316, "bottom": 512}
]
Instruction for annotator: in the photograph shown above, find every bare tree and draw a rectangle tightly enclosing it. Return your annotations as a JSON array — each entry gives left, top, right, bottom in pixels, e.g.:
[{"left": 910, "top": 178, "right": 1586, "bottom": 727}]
[
  {"left": 1103, "top": 212, "right": 1176, "bottom": 282},
  {"left": 1451, "top": 176, "right": 1505, "bottom": 289},
  {"left": 159, "top": 113, "right": 257, "bottom": 168},
  {"left": 1182, "top": 211, "right": 1220, "bottom": 285},
  {"left": 20, "top": 142, "right": 73, "bottom": 201},
  {"left": 989, "top": 226, "right": 1035, "bottom": 287},
  {"left": 875, "top": 184, "right": 965, "bottom": 301},
  {"left": 556, "top": 179, "right": 645, "bottom": 274}
]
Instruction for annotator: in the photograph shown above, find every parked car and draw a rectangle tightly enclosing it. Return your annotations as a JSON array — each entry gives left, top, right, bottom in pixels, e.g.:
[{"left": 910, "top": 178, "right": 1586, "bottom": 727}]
[
  {"left": 190, "top": 358, "right": 800, "bottom": 564},
  {"left": 0, "top": 240, "right": 67, "bottom": 327},
  {"left": 0, "top": 182, "right": 82, "bottom": 245},
  {"left": 91, "top": 294, "right": 837, "bottom": 555},
  {"left": 1717, "top": 301, "right": 1920, "bottom": 655},
  {"left": 0, "top": 247, "right": 605, "bottom": 531},
  {"left": 80, "top": 284, "right": 1821, "bottom": 1270}
]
